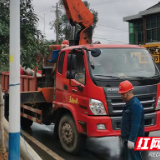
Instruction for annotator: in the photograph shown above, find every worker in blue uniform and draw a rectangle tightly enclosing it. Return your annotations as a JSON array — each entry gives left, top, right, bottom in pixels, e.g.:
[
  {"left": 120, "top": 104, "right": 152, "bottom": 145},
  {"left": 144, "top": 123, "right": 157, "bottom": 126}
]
[{"left": 118, "top": 80, "right": 145, "bottom": 160}]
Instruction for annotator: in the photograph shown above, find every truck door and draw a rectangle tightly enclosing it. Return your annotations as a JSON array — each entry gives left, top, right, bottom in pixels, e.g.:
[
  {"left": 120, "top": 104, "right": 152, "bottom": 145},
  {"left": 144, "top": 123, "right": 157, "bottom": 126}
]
[{"left": 56, "top": 50, "right": 88, "bottom": 121}]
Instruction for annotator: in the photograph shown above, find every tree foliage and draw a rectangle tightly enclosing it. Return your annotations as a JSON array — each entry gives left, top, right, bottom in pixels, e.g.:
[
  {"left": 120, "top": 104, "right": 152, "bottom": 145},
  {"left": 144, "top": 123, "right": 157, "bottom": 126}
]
[
  {"left": 0, "top": 1, "right": 9, "bottom": 71},
  {"left": 50, "top": 0, "right": 98, "bottom": 42},
  {"left": 0, "top": 0, "right": 49, "bottom": 71}
]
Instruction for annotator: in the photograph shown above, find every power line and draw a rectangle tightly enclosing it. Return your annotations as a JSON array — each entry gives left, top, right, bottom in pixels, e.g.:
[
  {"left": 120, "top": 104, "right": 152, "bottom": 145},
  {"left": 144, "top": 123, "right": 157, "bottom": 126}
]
[
  {"left": 34, "top": 7, "right": 52, "bottom": 14},
  {"left": 91, "top": 0, "right": 117, "bottom": 5},
  {"left": 36, "top": 14, "right": 55, "bottom": 22},
  {"left": 97, "top": 23, "right": 128, "bottom": 32},
  {"left": 91, "top": 0, "right": 127, "bottom": 7},
  {"left": 35, "top": 9, "right": 55, "bottom": 17},
  {"left": 94, "top": 34, "right": 128, "bottom": 40},
  {"left": 36, "top": 9, "right": 55, "bottom": 19},
  {"left": 36, "top": 14, "right": 44, "bottom": 20},
  {"left": 93, "top": 36, "right": 128, "bottom": 43},
  {"left": 94, "top": 34, "right": 128, "bottom": 41}
]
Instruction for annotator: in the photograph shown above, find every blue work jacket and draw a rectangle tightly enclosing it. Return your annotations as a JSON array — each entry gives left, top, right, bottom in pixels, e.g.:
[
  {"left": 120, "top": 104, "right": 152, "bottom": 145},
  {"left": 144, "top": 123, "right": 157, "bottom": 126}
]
[{"left": 121, "top": 96, "right": 145, "bottom": 142}]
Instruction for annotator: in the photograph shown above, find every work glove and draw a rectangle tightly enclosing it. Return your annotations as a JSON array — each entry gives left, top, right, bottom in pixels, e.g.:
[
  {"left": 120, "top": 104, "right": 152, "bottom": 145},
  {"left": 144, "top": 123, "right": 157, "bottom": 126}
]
[{"left": 128, "top": 140, "right": 134, "bottom": 149}]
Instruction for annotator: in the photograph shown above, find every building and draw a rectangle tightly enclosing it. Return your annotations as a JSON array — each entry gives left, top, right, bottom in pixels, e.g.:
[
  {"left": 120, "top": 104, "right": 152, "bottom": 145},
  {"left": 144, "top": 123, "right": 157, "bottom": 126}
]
[
  {"left": 123, "top": 2, "right": 160, "bottom": 69},
  {"left": 123, "top": 2, "right": 160, "bottom": 45}
]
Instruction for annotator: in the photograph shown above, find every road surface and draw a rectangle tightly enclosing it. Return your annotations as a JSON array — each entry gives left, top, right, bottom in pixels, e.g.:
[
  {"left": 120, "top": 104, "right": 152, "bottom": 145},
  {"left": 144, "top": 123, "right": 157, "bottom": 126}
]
[{"left": 23, "top": 123, "right": 160, "bottom": 160}]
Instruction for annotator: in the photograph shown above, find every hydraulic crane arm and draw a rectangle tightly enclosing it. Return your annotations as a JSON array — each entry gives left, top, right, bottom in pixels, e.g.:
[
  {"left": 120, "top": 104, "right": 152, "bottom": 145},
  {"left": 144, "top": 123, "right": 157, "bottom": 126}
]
[{"left": 62, "top": 0, "right": 94, "bottom": 45}]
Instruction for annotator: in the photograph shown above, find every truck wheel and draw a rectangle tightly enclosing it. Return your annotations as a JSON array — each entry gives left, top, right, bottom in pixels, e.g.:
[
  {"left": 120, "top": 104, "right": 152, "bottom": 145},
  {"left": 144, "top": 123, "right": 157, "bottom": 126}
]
[
  {"left": 58, "top": 114, "right": 85, "bottom": 154},
  {"left": 4, "top": 94, "right": 9, "bottom": 120},
  {"left": 21, "top": 117, "right": 33, "bottom": 129}
]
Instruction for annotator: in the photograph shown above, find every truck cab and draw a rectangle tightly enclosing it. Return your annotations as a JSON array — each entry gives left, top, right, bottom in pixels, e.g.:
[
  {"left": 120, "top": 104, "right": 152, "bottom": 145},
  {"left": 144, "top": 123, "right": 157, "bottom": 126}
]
[{"left": 53, "top": 43, "right": 160, "bottom": 153}]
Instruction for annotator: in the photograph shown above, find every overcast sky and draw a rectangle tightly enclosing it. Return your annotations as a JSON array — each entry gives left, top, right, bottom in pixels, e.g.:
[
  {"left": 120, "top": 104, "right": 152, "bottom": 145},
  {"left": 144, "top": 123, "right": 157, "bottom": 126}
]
[{"left": 32, "top": 0, "right": 160, "bottom": 44}]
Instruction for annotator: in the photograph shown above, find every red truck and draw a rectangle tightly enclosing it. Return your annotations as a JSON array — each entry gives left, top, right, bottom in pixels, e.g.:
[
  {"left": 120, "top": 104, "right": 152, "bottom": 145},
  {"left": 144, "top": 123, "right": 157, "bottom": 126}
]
[{"left": 1, "top": 0, "right": 160, "bottom": 155}]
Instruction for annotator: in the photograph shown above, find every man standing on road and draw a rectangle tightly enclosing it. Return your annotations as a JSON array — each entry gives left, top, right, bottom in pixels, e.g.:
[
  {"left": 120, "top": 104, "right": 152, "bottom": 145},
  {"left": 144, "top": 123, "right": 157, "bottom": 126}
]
[{"left": 118, "top": 80, "right": 145, "bottom": 160}]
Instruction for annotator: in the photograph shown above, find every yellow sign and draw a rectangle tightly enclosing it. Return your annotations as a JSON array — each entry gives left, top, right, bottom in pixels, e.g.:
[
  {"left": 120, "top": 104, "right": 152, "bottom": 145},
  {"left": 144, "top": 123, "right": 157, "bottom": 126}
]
[
  {"left": 69, "top": 96, "right": 79, "bottom": 104},
  {"left": 141, "top": 44, "right": 160, "bottom": 64},
  {"left": 10, "top": 55, "right": 14, "bottom": 63},
  {"left": 152, "top": 54, "right": 159, "bottom": 63}
]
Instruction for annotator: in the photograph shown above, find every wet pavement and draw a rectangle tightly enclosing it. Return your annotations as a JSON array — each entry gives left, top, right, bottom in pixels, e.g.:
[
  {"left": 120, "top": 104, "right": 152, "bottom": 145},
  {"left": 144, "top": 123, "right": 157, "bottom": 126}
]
[{"left": 23, "top": 123, "right": 160, "bottom": 160}]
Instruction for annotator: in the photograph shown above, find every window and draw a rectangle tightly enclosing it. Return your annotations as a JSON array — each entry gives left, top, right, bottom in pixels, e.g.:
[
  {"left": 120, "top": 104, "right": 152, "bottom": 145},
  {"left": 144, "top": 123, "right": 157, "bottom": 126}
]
[
  {"left": 146, "top": 14, "right": 160, "bottom": 43},
  {"left": 89, "top": 48, "right": 158, "bottom": 78},
  {"left": 129, "top": 19, "right": 143, "bottom": 44},
  {"left": 147, "top": 30, "right": 151, "bottom": 42},
  {"left": 58, "top": 52, "right": 65, "bottom": 74},
  {"left": 74, "top": 53, "right": 86, "bottom": 85},
  {"left": 130, "top": 34, "right": 134, "bottom": 44},
  {"left": 157, "top": 28, "right": 160, "bottom": 41}
]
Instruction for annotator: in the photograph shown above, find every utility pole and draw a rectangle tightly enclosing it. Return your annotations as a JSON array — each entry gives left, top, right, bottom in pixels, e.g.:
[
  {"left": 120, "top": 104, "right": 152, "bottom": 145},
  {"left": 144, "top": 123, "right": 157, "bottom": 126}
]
[
  {"left": 44, "top": 14, "right": 45, "bottom": 37},
  {"left": 56, "top": 3, "right": 59, "bottom": 44},
  {"left": 9, "top": 0, "right": 20, "bottom": 159}
]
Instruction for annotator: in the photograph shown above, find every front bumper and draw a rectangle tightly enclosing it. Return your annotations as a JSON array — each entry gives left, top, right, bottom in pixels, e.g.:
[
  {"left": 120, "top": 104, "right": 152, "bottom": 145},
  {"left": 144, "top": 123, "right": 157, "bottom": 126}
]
[
  {"left": 145, "top": 110, "right": 160, "bottom": 132},
  {"left": 87, "top": 116, "right": 120, "bottom": 137},
  {"left": 86, "top": 110, "right": 160, "bottom": 137}
]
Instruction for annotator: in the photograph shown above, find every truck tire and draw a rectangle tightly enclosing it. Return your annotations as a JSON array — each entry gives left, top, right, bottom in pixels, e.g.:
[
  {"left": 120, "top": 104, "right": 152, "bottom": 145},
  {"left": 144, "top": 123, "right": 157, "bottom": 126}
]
[
  {"left": 58, "top": 114, "right": 85, "bottom": 154},
  {"left": 4, "top": 94, "right": 9, "bottom": 120},
  {"left": 21, "top": 117, "right": 33, "bottom": 129}
]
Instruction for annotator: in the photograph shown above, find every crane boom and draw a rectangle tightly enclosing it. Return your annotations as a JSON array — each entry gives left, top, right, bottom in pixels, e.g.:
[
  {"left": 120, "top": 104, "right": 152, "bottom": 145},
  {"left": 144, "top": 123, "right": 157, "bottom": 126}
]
[{"left": 62, "top": 0, "right": 94, "bottom": 45}]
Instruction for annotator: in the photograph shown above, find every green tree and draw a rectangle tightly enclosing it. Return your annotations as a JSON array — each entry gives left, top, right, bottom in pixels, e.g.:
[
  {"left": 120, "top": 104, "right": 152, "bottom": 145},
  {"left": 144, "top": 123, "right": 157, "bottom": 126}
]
[
  {"left": 0, "top": 0, "right": 49, "bottom": 71},
  {"left": 50, "top": 0, "right": 98, "bottom": 43},
  {"left": 0, "top": 1, "right": 10, "bottom": 71}
]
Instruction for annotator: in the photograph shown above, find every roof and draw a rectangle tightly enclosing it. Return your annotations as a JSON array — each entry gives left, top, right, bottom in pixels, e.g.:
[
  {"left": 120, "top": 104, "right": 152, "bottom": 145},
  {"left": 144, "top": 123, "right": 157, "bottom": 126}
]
[
  {"left": 147, "top": 2, "right": 160, "bottom": 10},
  {"left": 123, "top": 2, "right": 160, "bottom": 22},
  {"left": 61, "top": 44, "right": 144, "bottom": 50}
]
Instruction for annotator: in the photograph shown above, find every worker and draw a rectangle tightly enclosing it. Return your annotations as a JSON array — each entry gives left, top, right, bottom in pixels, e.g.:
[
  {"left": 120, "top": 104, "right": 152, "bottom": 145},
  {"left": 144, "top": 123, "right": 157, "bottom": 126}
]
[
  {"left": 20, "top": 66, "right": 27, "bottom": 75},
  {"left": 61, "top": 40, "right": 69, "bottom": 49},
  {"left": 118, "top": 80, "right": 144, "bottom": 160},
  {"left": 20, "top": 67, "right": 24, "bottom": 75},
  {"left": 62, "top": 40, "right": 69, "bottom": 45}
]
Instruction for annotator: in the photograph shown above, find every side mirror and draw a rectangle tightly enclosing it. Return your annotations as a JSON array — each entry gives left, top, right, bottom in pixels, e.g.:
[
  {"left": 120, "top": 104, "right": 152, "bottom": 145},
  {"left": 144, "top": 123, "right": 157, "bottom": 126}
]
[
  {"left": 67, "top": 54, "right": 77, "bottom": 79},
  {"left": 90, "top": 48, "right": 101, "bottom": 57}
]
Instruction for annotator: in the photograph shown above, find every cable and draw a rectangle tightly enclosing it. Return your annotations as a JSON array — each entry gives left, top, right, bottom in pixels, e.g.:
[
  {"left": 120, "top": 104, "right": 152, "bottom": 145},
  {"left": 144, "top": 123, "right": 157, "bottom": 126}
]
[
  {"left": 91, "top": 0, "right": 127, "bottom": 7},
  {"left": 98, "top": 22, "right": 128, "bottom": 30},
  {"left": 93, "top": 36, "right": 128, "bottom": 43},
  {"left": 34, "top": 7, "right": 52, "bottom": 14},
  {"left": 35, "top": 9, "right": 55, "bottom": 17},
  {"left": 94, "top": 31, "right": 128, "bottom": 37},
  {"left": 94, "top": 32, "right": 128, "bottom": 39},
  {"left": 36, "top": 12, "right": 55, "bottom": 21},
  {"left": 97, "top": 23, "right": 128, "bottom": 32},
  {"left": 91, "top": 0, "right": 117, "bottom": 5},
  {"left": 94, "top": 35, "right": 128, "bottom": 40}
]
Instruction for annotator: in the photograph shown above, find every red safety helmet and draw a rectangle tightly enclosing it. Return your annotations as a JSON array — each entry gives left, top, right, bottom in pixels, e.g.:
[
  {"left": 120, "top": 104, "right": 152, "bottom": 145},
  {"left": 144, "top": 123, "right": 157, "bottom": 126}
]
[
  {"left": 62, "top": 40, "right": 69, "bottom": 45},
  {"left": 20, "top": 67, "right": 24, "bottom": 75},
  {"left": 118, "top": 80, "right": 134, "bottom": 94}
]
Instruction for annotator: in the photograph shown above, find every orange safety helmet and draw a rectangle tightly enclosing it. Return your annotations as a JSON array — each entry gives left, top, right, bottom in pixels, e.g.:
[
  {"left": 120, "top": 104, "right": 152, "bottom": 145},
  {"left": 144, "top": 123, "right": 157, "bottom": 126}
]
[
  {"left": 118, "top": 80, "right": 134, "bottom": 94},
  {"left": 62, "top": 40, "right": 69, "bottom": 45}
]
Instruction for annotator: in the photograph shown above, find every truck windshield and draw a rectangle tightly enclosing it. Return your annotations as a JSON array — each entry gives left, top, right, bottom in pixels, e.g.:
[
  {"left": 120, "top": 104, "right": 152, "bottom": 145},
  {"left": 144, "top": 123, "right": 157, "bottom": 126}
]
[{"left": 89, "top": 48, "right": 159, "bottom": 79}]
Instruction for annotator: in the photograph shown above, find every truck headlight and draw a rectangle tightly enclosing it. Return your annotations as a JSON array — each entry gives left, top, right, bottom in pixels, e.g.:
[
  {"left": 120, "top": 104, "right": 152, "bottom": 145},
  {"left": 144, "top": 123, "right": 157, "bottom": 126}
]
[
  {"left": 89, "top": 99, "right": 107, "bottom": 115},
  {"left": 156, "top": 96, "right": 160, "bottom": 111}
]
